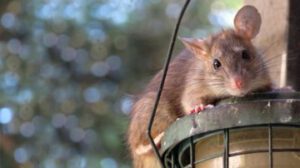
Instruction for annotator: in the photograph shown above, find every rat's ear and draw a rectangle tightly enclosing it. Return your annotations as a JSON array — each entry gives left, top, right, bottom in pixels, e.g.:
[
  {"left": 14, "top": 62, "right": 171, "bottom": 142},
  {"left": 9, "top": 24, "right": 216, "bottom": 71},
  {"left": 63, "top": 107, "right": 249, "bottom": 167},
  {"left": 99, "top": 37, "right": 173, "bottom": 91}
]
[
  {"left": 234, "top": 5, "right": 261, "bottom": 39},
  {"left": 179, "top": 37, "right": 208, "bottom": 57}
]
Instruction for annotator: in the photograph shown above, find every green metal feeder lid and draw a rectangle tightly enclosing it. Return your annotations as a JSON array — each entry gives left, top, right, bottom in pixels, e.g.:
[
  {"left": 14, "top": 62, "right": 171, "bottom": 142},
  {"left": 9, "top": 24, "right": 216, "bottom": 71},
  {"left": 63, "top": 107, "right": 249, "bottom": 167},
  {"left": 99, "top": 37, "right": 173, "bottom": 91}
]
[{"left": 160, "top": 92, "right": 300, "bottom": 154}]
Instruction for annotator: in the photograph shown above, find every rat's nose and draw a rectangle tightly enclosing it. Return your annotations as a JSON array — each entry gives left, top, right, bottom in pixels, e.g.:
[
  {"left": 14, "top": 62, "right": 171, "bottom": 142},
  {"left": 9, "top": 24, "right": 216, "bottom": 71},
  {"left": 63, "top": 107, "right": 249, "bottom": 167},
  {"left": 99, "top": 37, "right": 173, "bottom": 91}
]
[
  {"left": 232, "top": 77, "right": 243, "bottom": 89},
  {"left": 235, "top": 79, "right": 243, "bottom": 89}
]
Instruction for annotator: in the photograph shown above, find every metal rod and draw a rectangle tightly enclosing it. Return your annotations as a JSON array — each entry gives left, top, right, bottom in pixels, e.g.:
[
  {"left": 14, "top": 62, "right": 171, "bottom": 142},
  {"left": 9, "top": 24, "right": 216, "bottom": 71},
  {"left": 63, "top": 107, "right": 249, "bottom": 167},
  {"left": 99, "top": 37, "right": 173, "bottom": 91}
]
[
  {"left": 171, "top": 151, "right": 174, "bottom": 168},
  {"left": 146, "top": 0, "right": 191, "bottom": 167},
  {"left": 273, "top": 148, "right": 300, "bottom": 152},
  {"left": 268, "top": 125, "right": 273, "bottom": 168},
  {"left": 193, "top": 153, "right": 224, "bottom": 165},
  {"left": 223, "top": 129, "right": 229, "bottom": 168},
  {"left": 230, "top": 148, "right": 300, "bottom": 157},
  {"left": 229, "top": 149, "right": 268, "bottom": 157},
  {"left": 190, "top": 137, "right": 195, "bottom": 168}
]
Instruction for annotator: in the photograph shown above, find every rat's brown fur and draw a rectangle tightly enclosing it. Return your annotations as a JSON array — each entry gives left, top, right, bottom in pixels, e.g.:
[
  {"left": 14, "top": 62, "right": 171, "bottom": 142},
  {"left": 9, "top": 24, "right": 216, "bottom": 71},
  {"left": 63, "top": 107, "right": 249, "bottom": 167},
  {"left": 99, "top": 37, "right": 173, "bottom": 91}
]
[{"left": 127, "top": 49, "right": 197, "bottom": 168}]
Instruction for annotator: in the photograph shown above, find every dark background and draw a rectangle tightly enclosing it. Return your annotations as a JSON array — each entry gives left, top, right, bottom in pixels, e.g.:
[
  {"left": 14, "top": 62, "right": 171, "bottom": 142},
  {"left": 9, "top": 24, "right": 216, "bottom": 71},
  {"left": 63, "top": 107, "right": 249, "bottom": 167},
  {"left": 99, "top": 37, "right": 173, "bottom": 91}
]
[{"left": 0, "top": 0, "right": 241, "bottom": 167}]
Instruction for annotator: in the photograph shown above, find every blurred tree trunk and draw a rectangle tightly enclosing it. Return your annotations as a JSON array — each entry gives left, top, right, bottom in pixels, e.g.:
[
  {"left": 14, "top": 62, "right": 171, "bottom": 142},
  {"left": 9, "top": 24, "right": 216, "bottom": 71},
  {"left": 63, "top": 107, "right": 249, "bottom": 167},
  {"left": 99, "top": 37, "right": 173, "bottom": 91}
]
[{"left": 244, "top": 0, "right": 289, "bottom": 87}]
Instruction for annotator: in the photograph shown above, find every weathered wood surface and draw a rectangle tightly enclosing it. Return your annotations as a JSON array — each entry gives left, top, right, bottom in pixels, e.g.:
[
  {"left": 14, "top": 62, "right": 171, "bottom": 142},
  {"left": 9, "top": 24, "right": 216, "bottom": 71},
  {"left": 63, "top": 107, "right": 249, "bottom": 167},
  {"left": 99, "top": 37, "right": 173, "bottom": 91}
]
[{"left": 245, "top": 0, "right": 289, "bottom": 87}]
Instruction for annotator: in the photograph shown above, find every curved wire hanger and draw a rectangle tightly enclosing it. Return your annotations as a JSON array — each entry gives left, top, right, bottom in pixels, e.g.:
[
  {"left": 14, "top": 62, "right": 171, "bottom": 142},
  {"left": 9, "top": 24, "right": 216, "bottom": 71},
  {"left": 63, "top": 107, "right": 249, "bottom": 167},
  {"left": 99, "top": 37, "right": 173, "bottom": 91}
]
[{"left": 147, "top": 0, "right": 192, "bottom": 167}]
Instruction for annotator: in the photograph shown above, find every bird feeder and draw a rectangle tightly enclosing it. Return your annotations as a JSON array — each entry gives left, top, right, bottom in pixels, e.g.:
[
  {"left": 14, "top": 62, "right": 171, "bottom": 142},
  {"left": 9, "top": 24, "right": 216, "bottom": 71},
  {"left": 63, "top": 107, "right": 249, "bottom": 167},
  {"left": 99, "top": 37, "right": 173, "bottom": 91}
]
[{"left": 160, "top": 92, "right": 300, "bottom": 168}]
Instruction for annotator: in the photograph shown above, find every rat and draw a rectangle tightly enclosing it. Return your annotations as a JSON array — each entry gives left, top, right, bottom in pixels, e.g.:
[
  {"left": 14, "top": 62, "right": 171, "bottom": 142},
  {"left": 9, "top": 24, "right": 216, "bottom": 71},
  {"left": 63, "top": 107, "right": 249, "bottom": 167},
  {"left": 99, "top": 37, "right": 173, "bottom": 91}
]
[{"left": 127, "top": 5, "right": 272, "bottom": 168}]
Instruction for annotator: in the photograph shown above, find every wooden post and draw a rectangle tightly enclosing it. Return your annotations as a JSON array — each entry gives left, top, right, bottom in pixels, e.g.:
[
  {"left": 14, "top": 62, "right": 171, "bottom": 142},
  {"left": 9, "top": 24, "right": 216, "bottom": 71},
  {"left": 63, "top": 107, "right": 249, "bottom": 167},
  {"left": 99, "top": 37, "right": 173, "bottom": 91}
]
[
  {"left": 287, "top": 0, "right": 300, "bottom": 91},
  {"left": 244, "top": 0, "right": 289, "bottom": 87}
]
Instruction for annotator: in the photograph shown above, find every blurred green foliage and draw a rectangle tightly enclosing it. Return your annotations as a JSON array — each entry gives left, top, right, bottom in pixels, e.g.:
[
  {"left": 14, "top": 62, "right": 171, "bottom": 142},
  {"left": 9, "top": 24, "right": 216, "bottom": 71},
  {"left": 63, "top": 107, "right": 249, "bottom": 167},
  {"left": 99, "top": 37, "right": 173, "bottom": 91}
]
[{"left": 0, "top": 0, "right": 241, "bottom": 167}]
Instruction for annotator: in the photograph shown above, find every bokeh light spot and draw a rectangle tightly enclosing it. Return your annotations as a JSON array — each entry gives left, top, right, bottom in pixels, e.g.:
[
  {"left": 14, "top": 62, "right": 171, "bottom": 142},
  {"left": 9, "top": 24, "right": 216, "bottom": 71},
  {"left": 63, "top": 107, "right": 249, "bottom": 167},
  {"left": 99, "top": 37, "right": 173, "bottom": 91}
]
[
  {"left": 65, "top": 115, "right": 79, "bottom": 130},
  {"left": 20, "top": 122, "right": 35, "bottom": 138},
  {"left": 14, "top": 147, "right": 29, "bottom": 163},
  {"left": 106, "top": 55, "right": 122, "bottom": 71},
  {"left": 100, "top": 157, "right": 118, "bottom": 168},
  {"left": 2, "top": 71, "right": 19, "bottom": 89},
  {"left": 61, "top": 47, "right": 77, "bottom": 62},
  {"left": 83, "top": 129, "right": 97, "bottom": 145},
  {"left": 1, "top": 12, "right": 16, "bottom": 29},
  {"left": 121, "top": 96, "right": 133, "bottom": 115},
  {"left": 70, "top": 127, "right": 85, "bottom": 142},
  {"left": 86, "top": 27, "right": 106, "bottom": 42},
  {"left": 165, "top": 3, "right": 181, "bottom": 18},
  {"left": 83, "top": 86, "right": 102, "bottom": 103},
  {"left": 52, "top": 113, "right": 66, "bottom": 128},
  {"left": 0, "top": 107, "right": 14, "bottom": 124},
  {"left": 16, "top": 89, "right": 33, "bottom": 104},
  {"left": 7, "top": 38, "right": 22, "bottom": 54},
  {"left": 90, "top": 62, "right": 109, "bottom": 77},
  {"left": 43, "top": 33, "right": 58, "bottom": 47}
]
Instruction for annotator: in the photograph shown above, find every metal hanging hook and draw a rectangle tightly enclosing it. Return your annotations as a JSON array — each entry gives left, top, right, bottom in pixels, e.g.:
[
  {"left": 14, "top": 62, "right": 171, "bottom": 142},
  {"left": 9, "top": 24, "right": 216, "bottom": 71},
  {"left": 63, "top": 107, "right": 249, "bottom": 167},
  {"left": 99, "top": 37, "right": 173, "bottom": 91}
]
[{"left": 147, "top": 0, "right": 191, "bottom": 167}]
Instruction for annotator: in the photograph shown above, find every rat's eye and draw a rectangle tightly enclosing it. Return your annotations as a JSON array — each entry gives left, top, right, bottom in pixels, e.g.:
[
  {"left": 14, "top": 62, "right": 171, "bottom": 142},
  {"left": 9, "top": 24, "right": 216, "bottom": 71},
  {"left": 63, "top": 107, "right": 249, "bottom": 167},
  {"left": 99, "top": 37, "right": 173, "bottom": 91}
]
[
  {"left": 213, "top": 59, "right": 222, "bottom": 70},
  {"left": 241, "top": 50, "right": 251, "bottom": 60}
]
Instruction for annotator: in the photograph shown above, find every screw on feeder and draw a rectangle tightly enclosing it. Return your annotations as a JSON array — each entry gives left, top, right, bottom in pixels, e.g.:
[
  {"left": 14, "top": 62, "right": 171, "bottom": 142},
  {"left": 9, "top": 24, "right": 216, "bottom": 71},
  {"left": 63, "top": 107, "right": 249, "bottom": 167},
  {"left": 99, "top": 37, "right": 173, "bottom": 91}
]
[{"left": 146, "top": 0, "right": 191, "bottom": 167}]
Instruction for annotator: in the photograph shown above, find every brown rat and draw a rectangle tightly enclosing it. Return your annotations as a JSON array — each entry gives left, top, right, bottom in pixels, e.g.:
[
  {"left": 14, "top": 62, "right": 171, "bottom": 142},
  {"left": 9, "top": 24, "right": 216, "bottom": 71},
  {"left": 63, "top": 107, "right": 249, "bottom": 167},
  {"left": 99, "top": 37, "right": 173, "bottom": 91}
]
[{"left": 127, "top": 5, "right": 272, "bottom": 168}]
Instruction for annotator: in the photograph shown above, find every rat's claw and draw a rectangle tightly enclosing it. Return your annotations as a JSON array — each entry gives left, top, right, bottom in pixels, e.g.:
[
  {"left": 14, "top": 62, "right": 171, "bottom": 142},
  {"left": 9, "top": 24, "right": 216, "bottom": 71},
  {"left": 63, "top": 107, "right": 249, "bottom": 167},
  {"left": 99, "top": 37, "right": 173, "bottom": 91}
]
[
  {"left": 190, "top": 104, "right": 214, "bottom": 114},
  {"left": 190, "top": 105, "right": 203, "bottom": 114},
  {"left": 205, "top": 104, "right": 214, "bottom": 109}
]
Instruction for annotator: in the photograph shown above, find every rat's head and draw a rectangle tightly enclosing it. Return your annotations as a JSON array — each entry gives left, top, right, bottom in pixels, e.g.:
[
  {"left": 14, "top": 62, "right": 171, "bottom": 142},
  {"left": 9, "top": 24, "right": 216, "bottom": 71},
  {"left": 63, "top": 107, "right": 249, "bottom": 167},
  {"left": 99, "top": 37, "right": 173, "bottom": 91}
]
[{"left": 181, "top": 5, "right": 271, "bottom": 97}]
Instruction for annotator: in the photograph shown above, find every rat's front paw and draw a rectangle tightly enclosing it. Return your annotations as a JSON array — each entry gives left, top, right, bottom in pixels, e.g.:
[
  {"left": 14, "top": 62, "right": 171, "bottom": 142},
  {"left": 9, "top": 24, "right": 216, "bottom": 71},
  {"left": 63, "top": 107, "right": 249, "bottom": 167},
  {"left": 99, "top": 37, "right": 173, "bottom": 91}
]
[{"left": 190, "top": 104, "right": 214, "bottom": 114}]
